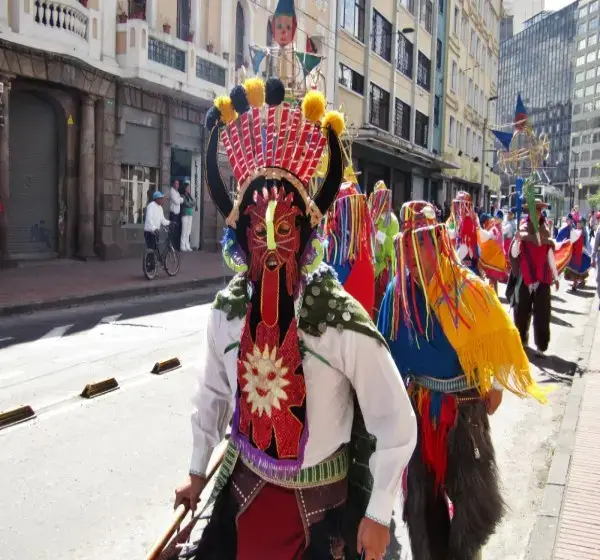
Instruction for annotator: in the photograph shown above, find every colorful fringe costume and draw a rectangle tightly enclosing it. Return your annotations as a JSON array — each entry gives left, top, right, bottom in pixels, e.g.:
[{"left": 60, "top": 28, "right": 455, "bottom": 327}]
[
  {"left": 479, "top": 213, "right": 509, "bottom": 284},
  {"left": 184, "top": 76, "right": 417, "bottom": 560},
  {"left": 323, "top": 181, "right": 376, "bottom": 317},
  {"left": 508, "top": 200, "right": 560, "bottom": 354},
  {"left": 378, "top": 200, "right": 545, "bottom": 560},
  {"left": 446, "top": 191, "right": 481, "bottom": 275},
  {"left": 560, "top": 217, "right": 592, "bottom": 288},
  {"left": 368, "top": 180, "right": 400, "bottom": 315}
]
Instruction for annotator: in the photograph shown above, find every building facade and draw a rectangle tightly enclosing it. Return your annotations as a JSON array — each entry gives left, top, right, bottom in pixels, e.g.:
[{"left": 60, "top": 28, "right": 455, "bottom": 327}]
[
  {"left": 335, "top": 0, "right": 457, "bottom": 212},
  {"left": 441, "top": 0, "right": 502, "bottom": 208},
  {"left": 571, "top": 0, "right": 600, "bottom": 213},
  {"left": 0, "top": 0, "right": 335, "bottom": 262},
  {"left": 498, "top": 3, "right": 577, "bottom": 217},
  {"left": 502, "top": 0, "right": 546, "bottom": 37}
]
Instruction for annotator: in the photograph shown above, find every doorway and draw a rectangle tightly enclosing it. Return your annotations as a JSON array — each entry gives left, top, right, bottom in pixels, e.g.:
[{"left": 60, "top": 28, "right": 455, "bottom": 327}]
[{"left": 171, "top": 147, "right": 202, "bottom": 250}]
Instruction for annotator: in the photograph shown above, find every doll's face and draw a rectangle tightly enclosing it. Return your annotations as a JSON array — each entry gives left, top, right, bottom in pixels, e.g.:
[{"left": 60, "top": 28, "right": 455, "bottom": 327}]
[
  {"left": 245, "top": 186, "right": 302, "bottom": 294},
  {"left": 272, "top": 15, "right": 296, "bottom": 46}
]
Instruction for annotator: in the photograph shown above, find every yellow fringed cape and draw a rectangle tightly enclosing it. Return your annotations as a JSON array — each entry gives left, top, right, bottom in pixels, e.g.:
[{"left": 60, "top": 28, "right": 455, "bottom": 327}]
[{"left": 424, "top": 255, "right": 547, "bottom": 403}]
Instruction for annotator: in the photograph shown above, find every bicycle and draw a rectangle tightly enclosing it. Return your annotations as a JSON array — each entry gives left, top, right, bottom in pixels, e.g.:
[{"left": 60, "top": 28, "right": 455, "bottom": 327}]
[{"left": 142, "top": 225, "right": 180, "bottom": 280}]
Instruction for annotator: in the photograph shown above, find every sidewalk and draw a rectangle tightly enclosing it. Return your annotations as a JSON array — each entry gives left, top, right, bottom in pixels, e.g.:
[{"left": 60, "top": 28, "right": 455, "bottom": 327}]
[
  {"left": 529, "top": 290, "right": 600, "bottom": 559},
  {"left": 0, "top": 251, "right": 232, "bottom": 316}
]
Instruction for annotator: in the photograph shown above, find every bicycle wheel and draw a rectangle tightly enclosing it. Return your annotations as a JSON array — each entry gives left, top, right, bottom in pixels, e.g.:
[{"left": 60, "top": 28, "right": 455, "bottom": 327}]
[
  {"left": 164, "top": 246, "right": 180, "bottom": 276},
  {"left": 143, "top": 249, "right": 158, "bottom": 280}
]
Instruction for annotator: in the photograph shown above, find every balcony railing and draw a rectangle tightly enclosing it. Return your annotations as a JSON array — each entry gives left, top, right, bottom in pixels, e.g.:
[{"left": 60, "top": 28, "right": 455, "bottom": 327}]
[
  {"left": 148, "top": 37, "right": 186, "bottom": 72},
  {"left": 196, "top": 57, "right": 227, "bottom": 87},
  {"left": 33, "top": 0, "right": 88, "bottom": 39}
]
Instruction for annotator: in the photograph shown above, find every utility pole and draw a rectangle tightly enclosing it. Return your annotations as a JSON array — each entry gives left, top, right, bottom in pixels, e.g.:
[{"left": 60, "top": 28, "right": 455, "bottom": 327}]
[{"left": 480, "top": 96, "right": 498, "bottom": 211}]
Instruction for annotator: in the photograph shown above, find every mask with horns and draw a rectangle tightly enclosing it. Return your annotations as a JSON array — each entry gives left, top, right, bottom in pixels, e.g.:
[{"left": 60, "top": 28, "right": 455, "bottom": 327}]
[{"left": 204, "top": 77, "right": 345, "bottom": 477}]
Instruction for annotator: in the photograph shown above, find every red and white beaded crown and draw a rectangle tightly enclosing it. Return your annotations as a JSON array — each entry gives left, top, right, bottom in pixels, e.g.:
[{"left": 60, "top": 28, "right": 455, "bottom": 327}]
[{"left": 204, "top": 77, "right": 345, "bottom": 229}]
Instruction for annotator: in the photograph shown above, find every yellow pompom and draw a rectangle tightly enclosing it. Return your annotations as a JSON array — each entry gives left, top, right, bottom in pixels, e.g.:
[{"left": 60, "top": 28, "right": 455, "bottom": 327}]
[
  {"left": 302, "top": 90, "right": 326, "bottom": 124},
  {"left": 214, "top": 96, "right": 237, "bottom": 125},
  {"left": 321, "top": 111, "right": 345, "bottom": 136},
  {"left": 244, "top": 77, "right": 265, "bottom": 108}
]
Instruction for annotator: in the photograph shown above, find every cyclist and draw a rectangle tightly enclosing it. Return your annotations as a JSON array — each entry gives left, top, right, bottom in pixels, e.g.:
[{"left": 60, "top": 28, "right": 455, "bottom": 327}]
[{"left": 144, "top": 191, "right": 170, "bottom": 251}]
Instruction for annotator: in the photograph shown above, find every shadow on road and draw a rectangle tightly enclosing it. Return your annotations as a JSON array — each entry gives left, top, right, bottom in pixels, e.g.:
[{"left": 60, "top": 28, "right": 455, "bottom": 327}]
[
  {"left": 552, "top": 307, "right": 586, "bottom": 316},
  {"left": 526, "top": 348, "right": 578, "bottom": 383},
  {"left": 550, "top": 315, "right": 573, "bottom": 328},
  {"left": 551, "top": 295, "right": 566, "bottom": 303}
]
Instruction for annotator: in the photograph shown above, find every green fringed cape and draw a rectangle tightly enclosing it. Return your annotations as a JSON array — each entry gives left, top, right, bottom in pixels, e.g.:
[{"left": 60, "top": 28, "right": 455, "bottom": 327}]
[{"left": 206, "top": 265, "right": 387, "bottom": 518}]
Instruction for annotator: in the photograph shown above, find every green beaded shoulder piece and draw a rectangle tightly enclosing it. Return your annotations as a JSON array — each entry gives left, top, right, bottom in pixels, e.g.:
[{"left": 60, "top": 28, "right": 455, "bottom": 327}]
[{"left": 212, "top": 266, "right": 386, "bottom": 348}]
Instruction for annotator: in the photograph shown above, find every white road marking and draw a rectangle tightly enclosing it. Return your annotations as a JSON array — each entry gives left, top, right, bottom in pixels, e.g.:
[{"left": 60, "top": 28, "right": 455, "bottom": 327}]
[
  {"left": 99, "top": 314, "right": 122, "bottom": 324},
  {"left": 40, "top": 325, "right": 73, "bottom": 339},
  {"left": 0, "top": 337, "right": 14, "bottom": 343}
]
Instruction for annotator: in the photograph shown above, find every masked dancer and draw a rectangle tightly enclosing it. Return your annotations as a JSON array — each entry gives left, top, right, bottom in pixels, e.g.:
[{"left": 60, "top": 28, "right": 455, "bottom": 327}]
[
  {"left": 446, "top": 191, "right": 481, "bottom": 275},
  {"left": 561, "top": 217, "right": 592, "bottom": 291},
  {"left": 378, "top": 200, "right": 545, "bottom": 560},
  {"left": 173, "top": 78, "right": 417, "bottom": 560}
]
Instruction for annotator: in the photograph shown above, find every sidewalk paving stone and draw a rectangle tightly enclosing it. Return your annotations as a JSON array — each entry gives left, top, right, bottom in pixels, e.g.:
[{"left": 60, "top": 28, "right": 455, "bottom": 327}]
[{"left": 0, "top": 252, "right": 232, "bottom": 315}]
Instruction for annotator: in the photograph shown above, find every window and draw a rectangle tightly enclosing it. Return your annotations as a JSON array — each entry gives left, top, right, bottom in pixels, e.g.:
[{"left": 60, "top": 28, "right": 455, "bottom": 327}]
[
  {"left": 415, "top": 111, "right": 429, "bottom": 148},
  {"left": 591, "top": 1, "right": 599, "bottom": 13},
  {"left": 459, "top": 69, "right": 465, "bottom": 96},
  {"left": 120, "top": 165, "right": 159, "bottom": 225},
  {"left": 585, "top": 101, "right": 593, "bottom": 112},
  {"left": 451, "top": 60, "right": 458, "bottom": 91},
  {"left": 574, "top": 104, "right": 583, "bottom": 115},
  {"left": 590, "top": 17, "right": 599, "bottom": 31},
  {"left": 587, "top": 68, "right": 596, "bottom": 80},
  {"left": 235, "top": 2, "right": 245, "bottom": 69},
  {"left": 399, "top": 0, "right": 416, "bottom": 15},
  {"left": 449, "top": 116, "right": 456, "bottom": 145},
  {"left": 439, "top": 0, "right": 444, "bottom": 13},
  {"left": 453, "top": 7, "right": 460, "bottom": 35},
  {"left": 369, "top": 83, "right": 390, "bottom": 130},
  {"left": 578, "top": 23, "right": 587, "bottom": 36},
  {"left": 576, "top": 71, "right": 585, "bottom": 83},
  {"left": 586, "top": 85, "right": 595, "bottom": 96},
  {"left": 436, "top": 39, "right": 442, "bottom": 70},
  {"left": 420, "top": 0, "right": 433, "bottom": 33},
  {"left": 468, "top": 78, "right": 474, "bottom": 106},
  {"left": 577, "top": 55, "right": 586, "bottom": 66},
  {"left": 395, "top": 98, "right": 410, "bottom": 140},
  {"left": 466, "top": 127, "right": 472, "bottom": 155},
  {"left": 434, "top": 96, "right": 440, "bottom": 127},
  {"left": 573, "top": 136, "right": 581, "bottom": 147},
  {"left": 417, "top": 52, "right": 431, "bottom": 91},
  {"left": 590, "top": 34, "right": 598, "bottom": 46},
  {"left": 372, "top": 10, "right": 392, "bottom": 61},
  {"left": 579, "top": 38, "right": 587, "bottom": 50},
  {"left": 461, "top": 16, "right": 468, "bottom": 43},
  {"left": 474, "top": 85, "right": 480, "bottom": 113},
  {"left": 587, "top": 51, "right": 597, "bottom": 63},
  {"left": 341, "top": 0, "right": 366, "bottom": 42},
  {"left": 338, "top": 63, "right": 364, "bottom": 94},
  {"left": 470, "top": 29, "right": 476, "bottom": 55},
  {"left": 575, "top": 88, "right": 584, "bottom": 98},
  {"left": 397, "top": 31, "right": 414, "bottom": 77},
  {"left": 458, "top": 122, "right": 464, "bottom": 150},
  {"left": 580, "top": 5, "right": 589, "bottom": 18}
]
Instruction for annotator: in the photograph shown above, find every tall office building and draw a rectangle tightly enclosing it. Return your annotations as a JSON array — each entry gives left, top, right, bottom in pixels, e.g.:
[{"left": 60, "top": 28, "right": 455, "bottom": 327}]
[
  {"left": 497, "top": 1, "right": 578, "bottom": 215},
  {"left": 502, "top": 0, "right": 547, "bottom": 37},
  {"left": 571, "top": 0, "right": 600, "bottom": 211}
]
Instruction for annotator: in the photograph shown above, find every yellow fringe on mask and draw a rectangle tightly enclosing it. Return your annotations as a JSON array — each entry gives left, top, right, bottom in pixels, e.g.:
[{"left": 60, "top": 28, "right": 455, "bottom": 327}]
[{"left": 424, "top": 256, "right": 547, "bottom": 403}]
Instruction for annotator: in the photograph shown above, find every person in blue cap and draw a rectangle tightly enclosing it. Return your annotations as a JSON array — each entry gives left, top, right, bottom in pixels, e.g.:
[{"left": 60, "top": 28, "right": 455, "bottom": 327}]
[{"left": 144, "top": 191, "right": 170, "bottom": 251}]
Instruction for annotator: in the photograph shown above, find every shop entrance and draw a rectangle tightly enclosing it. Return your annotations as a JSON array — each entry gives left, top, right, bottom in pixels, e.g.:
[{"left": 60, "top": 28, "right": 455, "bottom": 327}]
[{"left": 171, "top": 147, "right": 202, "bottom": 250}]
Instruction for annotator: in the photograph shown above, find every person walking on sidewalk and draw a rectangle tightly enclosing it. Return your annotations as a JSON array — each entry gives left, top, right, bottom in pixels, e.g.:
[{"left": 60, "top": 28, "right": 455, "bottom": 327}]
[
  {"left": 508, "top": 199, "right": 560, "bottom": 357},
  {"left": 169, "top": 180, "right": 184, "bottom": 251},
  {"left": 180, "top": 182, "right": 195, "bottom": 252},
  {"left": 592, "top": 226, "right": 600, "bottom": 309},
  {"left": 378, "top": 200, "right": 546, "bottom": 560},
  {"left": 144, "top": 191, "right": 170, "bottom": 250}
]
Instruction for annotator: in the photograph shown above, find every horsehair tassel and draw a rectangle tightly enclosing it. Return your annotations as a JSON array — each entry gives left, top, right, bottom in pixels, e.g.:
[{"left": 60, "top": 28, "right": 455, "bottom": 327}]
[
  {"left": 291, "top": 120, "right": 314, "bottom": 175},
  {"left": 220, "top": 128, "right": 243, "bottom": 181},
  {"left": 240, "top": 112, "right": 255, "bottom": 168},
  {"left": 266, "top": 105, "right": 276, "bottom": 166},
  {"left": 252, "top": 107, "right": 265, "bottom": 168},
  {"left": 301, "top": 127, "right": 327, "bottom": 181},
  {"left": 228, "top": 121, "right": 249, "bottom": 180},
  {"left": 274, "top": 103, "right": 291, "bottom": 166},
  {"left": 282, "top": 108, "right": 302, "bottom": 168}
]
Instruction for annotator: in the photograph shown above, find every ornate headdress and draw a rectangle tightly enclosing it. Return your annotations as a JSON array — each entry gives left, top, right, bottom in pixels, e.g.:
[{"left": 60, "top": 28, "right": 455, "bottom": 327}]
[
  {"left": 368, "top": 180, "right": 392, "bottom": 227},
  {"left": 205, "top": 77, "right": 345, "bottom": 478}
]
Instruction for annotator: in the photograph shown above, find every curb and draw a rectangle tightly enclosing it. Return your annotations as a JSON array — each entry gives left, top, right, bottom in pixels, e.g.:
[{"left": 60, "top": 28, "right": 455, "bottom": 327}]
[
  {"left": 0, "top": 274, "right": 233, "bottom": 317},
  {"left": 527, "top": 298, "right": 598, "bottom": 560}
]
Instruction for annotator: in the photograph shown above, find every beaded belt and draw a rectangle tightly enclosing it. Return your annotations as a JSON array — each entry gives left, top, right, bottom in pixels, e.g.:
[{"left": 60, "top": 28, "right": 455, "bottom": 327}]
[
  {"left": 239, "top": 445, "right": 349, "bottom": 489},
  {"left": 412, "top": 374, "right": 470, "bottom": 394}
]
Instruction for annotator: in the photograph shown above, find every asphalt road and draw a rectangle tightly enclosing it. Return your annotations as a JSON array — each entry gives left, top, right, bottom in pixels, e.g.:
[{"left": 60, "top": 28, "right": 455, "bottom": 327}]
[{"left": 0, "top": 279, "right": 595, "bottom": 560}]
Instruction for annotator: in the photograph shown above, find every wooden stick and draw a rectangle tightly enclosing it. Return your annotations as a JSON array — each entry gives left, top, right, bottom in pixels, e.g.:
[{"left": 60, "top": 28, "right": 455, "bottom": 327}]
[{"left": 145, "top": 440, "right": 229, "bottom": 560}]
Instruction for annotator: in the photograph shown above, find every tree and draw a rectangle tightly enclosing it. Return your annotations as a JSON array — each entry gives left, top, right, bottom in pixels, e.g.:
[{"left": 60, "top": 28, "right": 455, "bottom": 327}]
[{"left": 588, "top": 191, "right": 600, "bottom": 211}]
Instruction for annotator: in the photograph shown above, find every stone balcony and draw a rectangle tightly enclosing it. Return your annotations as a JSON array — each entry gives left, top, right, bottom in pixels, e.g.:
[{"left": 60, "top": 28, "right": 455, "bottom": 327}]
[
  {"left": 4, "top": 0, "right": 101, "bottom": 60},
  {"left": 115, "top": 19, "right": 229, "bottom": 104}
]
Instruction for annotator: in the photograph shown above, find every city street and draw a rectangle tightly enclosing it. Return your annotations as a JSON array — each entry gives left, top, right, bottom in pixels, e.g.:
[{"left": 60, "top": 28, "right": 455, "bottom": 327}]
[{"left": 0, "top": 280, "right": 595, "bottom": 560}]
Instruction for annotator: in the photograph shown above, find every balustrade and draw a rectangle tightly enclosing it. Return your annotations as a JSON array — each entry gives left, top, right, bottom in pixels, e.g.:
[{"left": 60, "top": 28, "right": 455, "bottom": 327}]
[{"left": 33, "top": 0, "right": 88, "bottom": 40}]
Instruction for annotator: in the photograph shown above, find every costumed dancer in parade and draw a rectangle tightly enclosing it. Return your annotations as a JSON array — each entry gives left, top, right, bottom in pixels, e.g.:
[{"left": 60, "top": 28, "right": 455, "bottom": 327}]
[
  {"left": 378, "top": 201, "right": 545, "bottom": 560},
  {"left": 446, "top": 191, "right": 481, "bottom": 275},
  {"left": 174, "top": 77, "right": 417, "bottom": 560},
  {"left": 509, "top": 199, "right": 560, "bottom": 357},
  {"left": 479, "top": 210, "right": 508, "bottom": 293},
  {"left": 560, "top": 216, "right": 592, "bottom": 291},
  {"left": 368, "top": 180, "right": 400, "bottom": 315},
  {"left": 323, "top": 180, "right": 377, "bottom": 317}
]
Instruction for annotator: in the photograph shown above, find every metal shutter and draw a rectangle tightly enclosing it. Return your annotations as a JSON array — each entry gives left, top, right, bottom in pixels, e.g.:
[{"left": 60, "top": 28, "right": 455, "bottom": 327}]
[
  {"left": 8, "top": 92, "right": 58, "bottom": 257},
  {"left": 122, "top": 123, "right": 160, "bottom": 168}
]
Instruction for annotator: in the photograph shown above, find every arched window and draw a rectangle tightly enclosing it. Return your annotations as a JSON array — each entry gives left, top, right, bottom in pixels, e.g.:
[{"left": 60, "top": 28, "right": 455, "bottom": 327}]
[
  {"left": 235, "top": 3, "right": 245, "bottom": 70},
  {"left": 266, "top": 18, "right": 274, "bottom": 76}
]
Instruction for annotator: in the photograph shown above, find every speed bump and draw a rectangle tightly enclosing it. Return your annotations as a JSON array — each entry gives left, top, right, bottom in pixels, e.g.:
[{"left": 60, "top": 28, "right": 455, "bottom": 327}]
[
  {"left": 151, "top": 358, "right": 181, "bottom": 375},
  {"left": 80, "top": 378, "right": 119, "bottom": 399},
  {"left": 0, "top": 405, "right": 36, "bottom": 430}
]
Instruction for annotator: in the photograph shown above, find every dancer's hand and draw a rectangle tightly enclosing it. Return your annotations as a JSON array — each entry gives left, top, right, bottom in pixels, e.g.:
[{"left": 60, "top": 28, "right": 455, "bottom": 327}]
[
  {"left": 554, "top": 279, "right": 560, "bottom": 291},
  {"left": 174, "top": 474, "right": 207, "bottom": 512},
  {"left": 357, "top": 517, "right": 390, "bottom": 560},
  {"left": 486, "top": 388, "right": 503, "bottom": 415}
]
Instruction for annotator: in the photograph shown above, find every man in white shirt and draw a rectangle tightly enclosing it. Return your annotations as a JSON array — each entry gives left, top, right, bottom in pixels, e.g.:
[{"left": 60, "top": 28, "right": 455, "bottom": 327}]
[
  {"left": 169, "top": 180, "right": 184, "bottom": 251},
  {"left": 143, "top": 191, "right": 170, "bottom": 250},
  {"left": 173, "top": 77, "right": 417, "bottom": 560}
]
